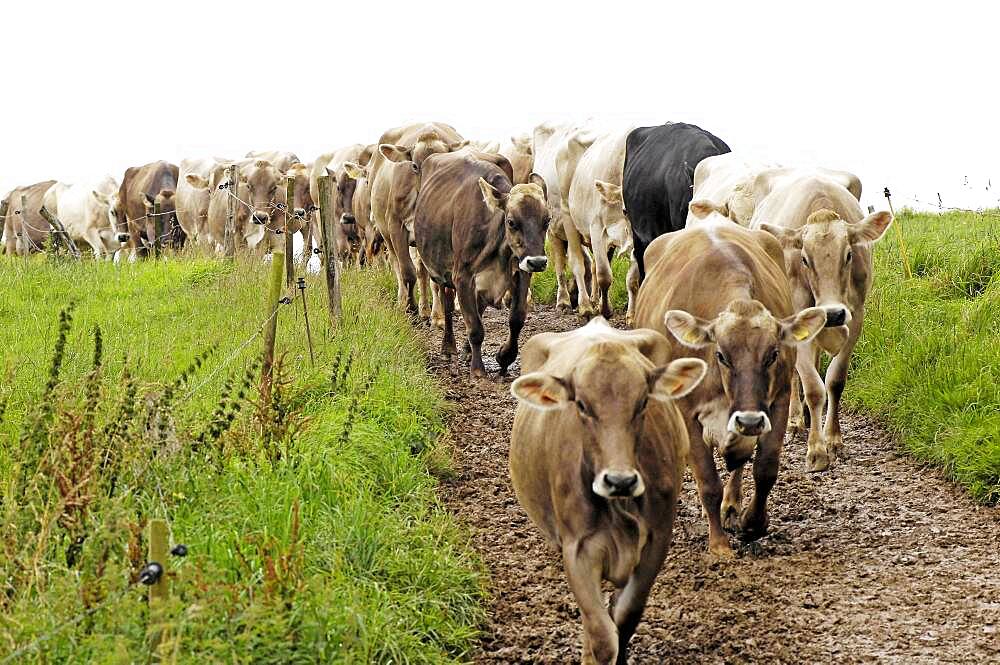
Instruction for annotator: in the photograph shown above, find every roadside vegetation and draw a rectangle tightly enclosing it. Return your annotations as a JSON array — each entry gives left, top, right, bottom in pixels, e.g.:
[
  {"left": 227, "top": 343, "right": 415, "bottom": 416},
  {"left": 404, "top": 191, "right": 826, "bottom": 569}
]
[
  {"left": 530, "top": 211, "right": 1000, "bottom": 503},
  {"left": 0, "top": 257, "right": 483, "bottom": 662}
]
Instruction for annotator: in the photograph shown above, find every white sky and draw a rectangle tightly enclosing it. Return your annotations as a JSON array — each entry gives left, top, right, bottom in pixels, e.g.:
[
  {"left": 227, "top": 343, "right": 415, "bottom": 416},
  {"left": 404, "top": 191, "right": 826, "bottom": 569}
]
[{"left": 2, "top": 1, "right": 997, "bottom": 213}]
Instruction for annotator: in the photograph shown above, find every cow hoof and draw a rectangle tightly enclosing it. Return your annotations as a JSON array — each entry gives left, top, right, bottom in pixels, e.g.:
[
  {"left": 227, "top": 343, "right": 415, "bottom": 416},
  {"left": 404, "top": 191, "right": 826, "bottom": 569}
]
[
  {"left": 827, "top": 434, "right": 845, "bottom": 458},
  {"left": 738, "top": 511, "right": 769, "bottom": 542},
  {"left": 806, "top": 448, "right": 831, "bottom": 473},
  {"left": 787, "top": 416, "right": 805, "bottom": 434},
  {"left": 556, "top": 300, "right": 572, "bottom": 312},
  {"left": 470, "top": 366, "right": 486, "bottom": 380},
  {"left": 721, "top": 504, "right": 740, "bottom": 531},
  {"left": 708, "top": 539, "right": 735, "bottom": 558}
]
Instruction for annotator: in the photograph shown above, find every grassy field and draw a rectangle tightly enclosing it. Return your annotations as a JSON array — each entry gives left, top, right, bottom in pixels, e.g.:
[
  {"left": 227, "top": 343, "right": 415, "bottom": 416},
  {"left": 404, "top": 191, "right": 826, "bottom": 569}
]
[
  {"left": 849, "top": 209, "right": 1000, "bottom": 502},
  {"left": 531, "top": 211, "right": 1000, "bottom": 503},
  {"left": 0, "top": 257, "right": 483, "bottom": 662}
]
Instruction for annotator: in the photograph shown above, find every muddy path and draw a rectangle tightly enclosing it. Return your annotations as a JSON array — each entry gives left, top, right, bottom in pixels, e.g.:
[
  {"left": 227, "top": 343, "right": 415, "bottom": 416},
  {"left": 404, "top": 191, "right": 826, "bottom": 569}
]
[{"left": 420, "top": 304, "right": 1000, "bottom": 664}]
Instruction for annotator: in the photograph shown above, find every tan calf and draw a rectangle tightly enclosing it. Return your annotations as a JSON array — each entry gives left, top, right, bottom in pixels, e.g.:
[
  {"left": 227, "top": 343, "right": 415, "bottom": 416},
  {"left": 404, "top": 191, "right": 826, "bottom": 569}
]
[{"left": 510, "top": 317, "right": 705, "bottom": 664}]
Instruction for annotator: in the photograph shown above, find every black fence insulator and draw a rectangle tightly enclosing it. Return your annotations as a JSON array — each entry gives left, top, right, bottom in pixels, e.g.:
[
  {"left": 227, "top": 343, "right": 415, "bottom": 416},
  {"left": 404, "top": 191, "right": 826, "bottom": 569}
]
[
  {"left": 138, "top": 562, "right": 163, "bottom": 585},
  {"left": 170, "top": 544, "right": 188, "bottom": 557}
]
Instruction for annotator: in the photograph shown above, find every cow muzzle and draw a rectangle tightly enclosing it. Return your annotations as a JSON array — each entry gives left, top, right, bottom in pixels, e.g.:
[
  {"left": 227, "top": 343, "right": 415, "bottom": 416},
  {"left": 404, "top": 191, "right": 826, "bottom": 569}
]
[
  {"left": 727, "top": 410, "right": 771, "bottom": 437},
  {"left": 252, "top": 211, "right": 270, "bottom": 225},
  {"left": 593, "top": 469, "right": 645, "bottom": 499},
  {"left": 293, "top": 208, "right": 307, "bottom": 220},
  {"left": 821, "top": 304, "right": 852, "bottom": 327},
  {"left": 519, "top": 255, "right": 548, "bottom": 273},
  {"left": 341, "top": 213, "right": 356, "bottom": 225},
  {"left": 116, "top": 233, "right": 129, "bottom": 243}
]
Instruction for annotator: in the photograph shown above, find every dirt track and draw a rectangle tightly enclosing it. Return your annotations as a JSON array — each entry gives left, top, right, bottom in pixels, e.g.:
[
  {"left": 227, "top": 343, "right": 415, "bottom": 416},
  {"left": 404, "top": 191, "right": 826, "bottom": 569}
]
[{"left": 421, "top": 304, "right": 1000, "bottom": 664}]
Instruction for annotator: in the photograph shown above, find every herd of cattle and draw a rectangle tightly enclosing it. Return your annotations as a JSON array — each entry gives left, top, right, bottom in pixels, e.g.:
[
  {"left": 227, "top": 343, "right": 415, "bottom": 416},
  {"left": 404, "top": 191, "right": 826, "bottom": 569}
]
[{"left": 2, "top": 119, "right": 894, "bottom": 663}]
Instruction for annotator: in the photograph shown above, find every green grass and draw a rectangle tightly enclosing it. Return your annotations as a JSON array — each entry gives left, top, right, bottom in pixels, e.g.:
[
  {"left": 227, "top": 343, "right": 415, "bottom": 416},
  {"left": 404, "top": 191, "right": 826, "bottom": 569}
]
[
  {"left": 530, "top": 250, "right": 632, "bottom": 313},
  {"left": 848, "top": 209, "right": 1000, "bottom": 503},
  {"left": 0, "top": 256, "right": 483, "bottom": 662}
]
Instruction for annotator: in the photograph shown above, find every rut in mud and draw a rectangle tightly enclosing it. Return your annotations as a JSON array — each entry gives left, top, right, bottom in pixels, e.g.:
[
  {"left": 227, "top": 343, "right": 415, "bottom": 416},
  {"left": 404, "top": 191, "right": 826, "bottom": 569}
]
[{"left": 421, "top": 304, "right": 1000, "bottom": 664}]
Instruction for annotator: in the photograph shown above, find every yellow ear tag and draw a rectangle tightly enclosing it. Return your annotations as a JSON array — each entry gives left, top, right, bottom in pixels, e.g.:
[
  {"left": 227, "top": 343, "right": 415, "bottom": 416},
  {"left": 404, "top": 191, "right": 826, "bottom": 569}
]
[
  {"left": 793, "top": 327, "right": 811, "bottom": 341},
  {"left": 684, "top": 330, "right": 701, "bottom": 344}
]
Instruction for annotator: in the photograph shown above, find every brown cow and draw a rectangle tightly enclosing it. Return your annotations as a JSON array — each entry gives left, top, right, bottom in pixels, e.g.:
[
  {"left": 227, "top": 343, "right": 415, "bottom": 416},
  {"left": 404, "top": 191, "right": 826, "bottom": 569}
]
[
  {"left": 500, "top": 133, "right": 534, "bottom": 185},
  {"left": 510, "top": 317, "right": 706, "bottom": 664},
  {"left": 115, "top": 161, "right": 180, "bottom": 258},
  {"left": 3, "top": 180, "right": 57, "bottom": 255},
  {"left": 633, "top": 216, "right": 827, "bottom": 556},
  {"left": 341, "top": 160, "right": 381, "bottom": 265},
  {"left": 311, "top": 144, "right": 375, "bottom": 265},
  {"left": 368, "top": 123, "right": 468, "bottom": 319},
  {"left": 414, "top": 151, "right": 548, "bottom": 378}
]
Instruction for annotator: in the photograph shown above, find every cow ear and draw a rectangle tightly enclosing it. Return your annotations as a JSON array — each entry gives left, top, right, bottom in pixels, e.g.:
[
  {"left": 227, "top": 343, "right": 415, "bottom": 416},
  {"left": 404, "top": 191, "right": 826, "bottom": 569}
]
[
  {"left": 850, "top": 211, "right": 893, "bottom": 244},
  {"left": 379, "top": 144, "right": 411, "bottom": 162},
  {"left": 511, "top": 372, "right": 573, "bottom": 410},
  {"left": 650, "top": 358, "right": 707, "bottom": 401},
  {"left": 688, "top": 199, "right": 727, "bottom": 220},
  {"left": 449, "top": 140, "right": 470, "bottom": 152},
  {"left": 594, "top": 180, "right": 623, "bottom": 204},
  {"left": 479, "top": 177, "right": 507, "bottom": 213},
  {"left": 780, "top": 307, "right": 827, "bottom": 345},
  {"left": 255, "top": 160, "right": 268, "bottom": 168},
  {"left": 758, "top": 223, "right": 802, "bottom": 249},
  {"left": 91, "top": 190, "right": 109, "bottom": 204},
  {"left": 664, "top": 310, "right": 715, "bottom": 348},
  {"left": 185, "top": 174, "right": 210, "bottom": 189},
  {"left": 528, "top": 173, "right": 547, "bottom": 200},
  {"left": 343, "top": 162, "right": 365, "bottom": 180}
]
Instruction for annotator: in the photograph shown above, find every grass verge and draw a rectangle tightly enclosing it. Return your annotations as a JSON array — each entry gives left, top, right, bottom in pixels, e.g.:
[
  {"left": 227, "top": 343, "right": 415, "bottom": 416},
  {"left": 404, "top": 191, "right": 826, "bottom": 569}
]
[{"left": 0, "top": 256, "right": 483, "bottom": 662}]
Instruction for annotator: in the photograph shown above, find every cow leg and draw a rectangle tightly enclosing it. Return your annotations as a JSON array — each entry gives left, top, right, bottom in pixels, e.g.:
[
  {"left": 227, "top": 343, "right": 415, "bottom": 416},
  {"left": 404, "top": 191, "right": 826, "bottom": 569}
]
[
  {"left": 548, "top": 228, "right": 573, "bottom": 310},
  {"left": 497, "top": 272, "right": 529, "bottom": 375},
  {"left": 83, "top": 229, "right": 104, "bottom": 259},
  {"left": 788, "top": 370, "right": 805, "bottom": 433},
  {"left": 625, "top": 258, "right": 640, "bottom": 327},
  {"left": 439, "top": 284, "right": 457, "bottom": 357},
  {"left": 740, "top": 390, "right": 788, "bottom": 541},
  {"left": 686, "top": 420, "right": 732, "bottom": 556},
  {"left": 824, "top": 315, "right": 861, "bottom": 459},
  {"left": 456, "top": 277, "right": 486, "bottom": 379},
  {"left": 721, "top": 465, "right": 744, "bottom": 531},
  {"left": 612, "top": 530, "right": 670, "bottom": 664},
  {"left": 565, "top": 221, "right": 594, "bottom": 317},
  {"left": 590, "top": 223, "right": 614, "bottom": 319},
  {"left": 563, "top": 542, "right": 618, "bottom": 665},
  {"left": 796, "top": 344, "right": 829, "bottom": 472}
]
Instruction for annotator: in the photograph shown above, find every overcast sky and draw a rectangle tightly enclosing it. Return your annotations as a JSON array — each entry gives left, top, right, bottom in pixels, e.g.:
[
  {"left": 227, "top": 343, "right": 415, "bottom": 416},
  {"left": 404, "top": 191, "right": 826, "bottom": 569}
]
[{"left": 2, "top": 1, "right": 997, "bottom": 213}]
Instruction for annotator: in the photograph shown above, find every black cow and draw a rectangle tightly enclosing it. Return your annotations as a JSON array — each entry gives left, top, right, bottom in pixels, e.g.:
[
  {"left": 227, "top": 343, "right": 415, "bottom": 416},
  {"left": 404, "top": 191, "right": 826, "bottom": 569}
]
[{"left": 622, "top": 123, "right": 731, "bottom": 279}]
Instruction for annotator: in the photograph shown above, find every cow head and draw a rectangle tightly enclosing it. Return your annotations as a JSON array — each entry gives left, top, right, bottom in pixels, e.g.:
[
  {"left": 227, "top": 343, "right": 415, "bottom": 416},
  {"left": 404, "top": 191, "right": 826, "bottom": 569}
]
[
  {"left": 512, "top": 339, "right": 706, "bottom": 499},
  {"left": 380, "top": 134, "right": 469, "bottom": 168},
  {"left": 665, "top": 300, "right": 826, "bottom": 467},
  {"left": 594, "top": 180, "right": 633, "bottom": 251},
  {"left": 283, "top": 163, "right": 315, "bottom": 227},
  {"left": 142, "top": 189, "right": 177, "bottom": 245},
  {"left": 760, "top": 209, "right": 892, "bottom": 327},
  {"left": 337, "top": 161, "right": 367, "bottom": 225},
  {"left": 240, "top": 160, "right": 282, "bottom": 226},
  {"left": 479, "top": 173, "right": 550, "bottom": 273}
]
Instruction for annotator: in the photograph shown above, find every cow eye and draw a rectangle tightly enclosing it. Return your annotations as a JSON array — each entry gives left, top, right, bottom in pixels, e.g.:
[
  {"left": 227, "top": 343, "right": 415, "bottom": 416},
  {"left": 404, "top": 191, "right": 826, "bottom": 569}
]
[
  {"left": 763, "top": 348, "right": 779, "bottom": 368},
  {"left": 507, "top": 217, "right": 519, "bottom": 230},
  {"left": 845, "top": 250, "right": 853, "bottom": 263},
  {"left": 801, "top": 254, "right": 810, "bottom": 268},
  {"left": 575, "top": 399, "right": 593, "bottom": 418},
  {"left": 634, "top": 397, "right": 648, "bottom": 418},
  {"left": 715, "top": 351, "right": 731, "bottom": 368}
]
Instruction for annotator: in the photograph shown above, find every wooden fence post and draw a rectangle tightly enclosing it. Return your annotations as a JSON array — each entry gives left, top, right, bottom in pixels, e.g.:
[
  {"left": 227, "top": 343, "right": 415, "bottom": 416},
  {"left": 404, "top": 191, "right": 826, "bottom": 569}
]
[
  {"left": 224, "top": 165, "right": 238, "bottom": 258},
  {"left": 261, "top": 252, "right": 285, "bottom": 405},
  {"left": 317, "top": 175, "right": 342, "bottom": 325},
  {"left": 0, "top": 199, "right": 8, "bottom": 237},
  {"left": 152, "top": 201, "right": 162, "bottom": 258},
  {"left": 148, "top": 518, "right": 169, "bottom": 605},
  {"left": 284, "top": 176, "right": 295, "bottom": 288},
  {"left": 39, "top": 206, "right": 81, "bottom": 259}
]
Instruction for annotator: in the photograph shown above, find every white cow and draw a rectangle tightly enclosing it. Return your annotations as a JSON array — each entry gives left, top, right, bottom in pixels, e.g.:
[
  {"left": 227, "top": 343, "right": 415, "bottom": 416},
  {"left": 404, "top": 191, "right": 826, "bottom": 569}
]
[
  {"left": 533, "top": 120, "right": 588, "bottom": 310},
  {"left": 749, "top": 168, "right": 889, "bottom": 473},
  {"left": 564, "top": 126, "right": 640, "bottom": 323},
  {"left": 42, "top": 177, "right": 123, "bottom": 258},
  {"left": 499, "top": 133, "right": 533, "bottom": 185},
  {"left": 177, "top": 157, "right": 231, "bottom": 245}
]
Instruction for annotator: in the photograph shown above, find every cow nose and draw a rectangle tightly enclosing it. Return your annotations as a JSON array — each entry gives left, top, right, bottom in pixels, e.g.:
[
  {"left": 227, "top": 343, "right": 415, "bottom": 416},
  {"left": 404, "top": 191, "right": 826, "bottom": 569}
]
[
  {"left": 520, "top": 255, "right": 548, "bottom": 272},
  {"left": 825, "top": 307, "right": 848, "bottom": 327},
  {"left": 341, "top": 213, "right": 356, "bottom": 224},
  {"left": 294, "top": 208, "right": 306, "bottom": 219},
  {"left": 603, "top": 471, "right": 640, "bottom": 496},
  {"left": 117, "top": 233, "right": 129, "bottom": 243},
  {"left": 253, "top": 211, "right": 269, "bottom": 224},
  {"left": 728, "top": 410, "right": 771, "bottom": 436}
]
